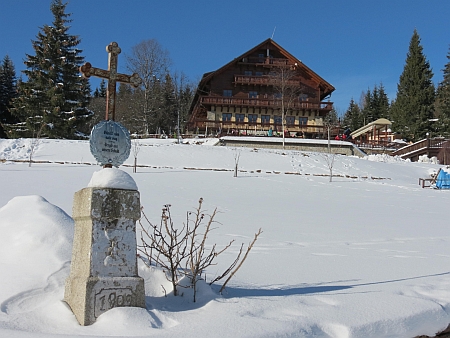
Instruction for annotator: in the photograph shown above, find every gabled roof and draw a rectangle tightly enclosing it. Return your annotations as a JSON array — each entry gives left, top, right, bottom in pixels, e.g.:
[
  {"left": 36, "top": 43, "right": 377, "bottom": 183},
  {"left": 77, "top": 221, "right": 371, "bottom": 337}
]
[{"left": 198, "top": 38, "right": 335, "bottom": 98}]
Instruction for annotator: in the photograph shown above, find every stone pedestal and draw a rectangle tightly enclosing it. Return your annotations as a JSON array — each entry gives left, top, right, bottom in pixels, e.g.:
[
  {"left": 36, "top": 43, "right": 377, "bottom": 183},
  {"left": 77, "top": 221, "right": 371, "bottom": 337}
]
[{"left": 64, "top": 187, "right": 145, "bottom": 326}]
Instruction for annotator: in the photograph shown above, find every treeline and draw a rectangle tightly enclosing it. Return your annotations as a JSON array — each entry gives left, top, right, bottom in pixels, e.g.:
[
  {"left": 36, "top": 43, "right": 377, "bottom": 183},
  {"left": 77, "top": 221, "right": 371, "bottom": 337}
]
[
  {"left": 342, "top": 29, "right": 450, "bottom": 142},
  {"left": 2, "top": 1, "right": 450, "bottom": 142},
  {"left": 0, "top": 0, "right": 195, "bottom": 139}
]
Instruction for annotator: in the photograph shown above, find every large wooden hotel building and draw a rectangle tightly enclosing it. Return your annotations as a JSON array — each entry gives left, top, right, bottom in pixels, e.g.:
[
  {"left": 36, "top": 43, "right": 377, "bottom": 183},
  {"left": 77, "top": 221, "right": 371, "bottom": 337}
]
[{"left": 188, "top": 39, "right": 335, "bottom": 138}]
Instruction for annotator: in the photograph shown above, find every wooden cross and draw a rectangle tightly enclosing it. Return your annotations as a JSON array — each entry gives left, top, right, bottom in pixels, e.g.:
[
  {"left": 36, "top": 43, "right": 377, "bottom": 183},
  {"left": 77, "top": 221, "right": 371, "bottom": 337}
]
[{"left": 80, "top": 42, "right": 142, "bottom": 121}]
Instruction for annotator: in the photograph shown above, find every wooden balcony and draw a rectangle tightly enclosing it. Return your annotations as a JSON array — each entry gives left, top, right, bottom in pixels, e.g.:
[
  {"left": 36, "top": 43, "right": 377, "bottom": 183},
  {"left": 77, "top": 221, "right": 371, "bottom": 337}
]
[
  {"left": 239, "top": 57, "right": 290, "bottom": 66},
  {"left": 195, "top": 119, "right": 326, "bottom": 133},
  {"left": 234, "top": 75, "right": 299, "bottom": 87},
  {"left": 201, "top": 96, "right": 333, "bottom": 111}
]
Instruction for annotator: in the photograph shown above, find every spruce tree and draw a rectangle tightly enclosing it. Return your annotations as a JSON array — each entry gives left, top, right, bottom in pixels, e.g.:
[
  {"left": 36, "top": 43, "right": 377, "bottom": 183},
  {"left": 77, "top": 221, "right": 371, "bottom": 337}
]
[
  {"left": 361, "top": 89, "right": 373, "bottom": 125},
  {"left": 9, "top": 0, "right": 91, "bottom": 139},
  {"left": 0, "top": 55, "right": 18, "bottom": 137},
  {"left": 360, "top": 84, "right": 390, "bottom": 125},
  {"left": 435, "top": 47, "right": 450, "bottom": 136},
  {"left": 93, "top": 79, "right": 107, "bottom": 98},
  {"left": 375, "top": 83, "right": 390, "bottom": 120},
  {"left": 342, "top": 98, "right": 363, "bottom": 132},
  {"left": 390, "top": 29, "right": 435, "bottom": 141}
]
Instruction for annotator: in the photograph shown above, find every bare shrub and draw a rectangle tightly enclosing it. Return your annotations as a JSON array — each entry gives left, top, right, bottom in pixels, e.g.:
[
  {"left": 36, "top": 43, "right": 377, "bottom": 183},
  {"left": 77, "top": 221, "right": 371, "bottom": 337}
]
[
  {"left": 139, "top": 204, "right": 189, "bottom": 296},
  {"left": 28, "top": 122, "right": 45, "bottom": 167},
  {"left": 138, "top": 198, "right": 261, "bottom": 302}
]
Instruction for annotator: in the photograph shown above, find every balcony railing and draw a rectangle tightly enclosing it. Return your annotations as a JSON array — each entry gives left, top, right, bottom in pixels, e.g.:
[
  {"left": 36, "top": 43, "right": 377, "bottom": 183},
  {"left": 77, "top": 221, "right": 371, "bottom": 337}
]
[
  {"left": 196, "top": 119, "right": 326, "bottom": 133},
  {"left": 201, "top": 96, "right": 333, "bottom": 110},
  {"left": 234, "top": 75, "right": 299, "bottom": 86},
  {"left": 391, "top": 137, "right": 448, "bottom": 157}
]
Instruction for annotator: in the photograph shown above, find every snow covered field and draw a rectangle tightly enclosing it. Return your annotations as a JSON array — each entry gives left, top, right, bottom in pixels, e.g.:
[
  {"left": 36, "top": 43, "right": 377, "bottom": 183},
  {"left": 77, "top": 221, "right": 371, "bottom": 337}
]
[{"left": 0, "top": 137, "right": 449, "bottom": 338}]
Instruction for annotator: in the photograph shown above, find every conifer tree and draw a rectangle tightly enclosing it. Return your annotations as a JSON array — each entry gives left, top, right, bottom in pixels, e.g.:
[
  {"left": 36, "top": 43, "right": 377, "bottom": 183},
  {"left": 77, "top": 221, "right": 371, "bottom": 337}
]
[
  {"left": 0, "top": 55, "right": 18, "bottom": 137},
  {"left": 361, "top": 89, "right": 373, "bottom": 125},
  {"left": 342, "top": 98, "right": 362, "bottom": 132},
  {"left": 375, "top": 83, "right": 390, "bottom": 120},
  {"left": 390, "top": 29, "right": 435, "bottom": 141},
  {"left": 360, "top": 84, "right": 390, "bottom": 125},
  {"left": 435, "top": 47, "right": 450, "bottom": 136},
  {"left": 93, "top": 79, "right": 107, "bottom": 98},
  {"left": 9, "top": 0, "right": 92, "bottom": 139}
]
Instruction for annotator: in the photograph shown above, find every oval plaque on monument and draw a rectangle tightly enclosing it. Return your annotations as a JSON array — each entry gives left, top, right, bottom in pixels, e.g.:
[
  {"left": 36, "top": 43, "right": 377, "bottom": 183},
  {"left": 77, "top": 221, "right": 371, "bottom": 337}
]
[{"left": 90, "top": 120, "right": 131, "bottom": 167}]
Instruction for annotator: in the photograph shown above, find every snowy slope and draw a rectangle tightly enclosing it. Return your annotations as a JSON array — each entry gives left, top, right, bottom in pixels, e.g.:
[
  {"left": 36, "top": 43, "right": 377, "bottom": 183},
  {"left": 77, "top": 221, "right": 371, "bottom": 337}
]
[{"left": 0, "top": 138, "right": 449, "bottom": 338}]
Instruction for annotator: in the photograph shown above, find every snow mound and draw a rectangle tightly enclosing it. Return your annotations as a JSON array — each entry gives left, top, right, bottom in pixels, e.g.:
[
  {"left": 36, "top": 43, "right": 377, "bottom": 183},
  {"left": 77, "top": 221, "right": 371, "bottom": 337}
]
[
  {"left": 418, "top": 155, "right": 439, "bottom": 164},
  {"left": 0, "top": 195, "right": 74, "bottom": 302},
  {"left": 182, "top": 137, "right": 220, "bottom": 145},
  {"left": 88, "top": 167, "right": 138, "bottom": 190},
  {"left": 364, "top": 153, "right": 406, "bottom": 163}
]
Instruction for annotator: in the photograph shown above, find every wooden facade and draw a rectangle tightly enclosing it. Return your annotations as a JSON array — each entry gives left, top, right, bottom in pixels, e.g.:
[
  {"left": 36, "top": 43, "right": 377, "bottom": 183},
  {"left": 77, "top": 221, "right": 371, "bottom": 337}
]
[{"left": 187, "top": 38, "right": 335, "bottom": 138}]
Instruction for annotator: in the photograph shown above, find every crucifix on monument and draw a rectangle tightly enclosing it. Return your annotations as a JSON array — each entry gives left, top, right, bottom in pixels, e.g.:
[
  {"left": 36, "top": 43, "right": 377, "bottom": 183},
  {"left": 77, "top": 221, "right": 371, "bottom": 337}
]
[
  {"left": 80, "top": 41, "right": 142, "bottom": 121},
  {"left": 65, "top": 42, "right": 146, "bottom": 326},
  {"left": 80, "top": 42, "right": 142, "bottom": 168}
]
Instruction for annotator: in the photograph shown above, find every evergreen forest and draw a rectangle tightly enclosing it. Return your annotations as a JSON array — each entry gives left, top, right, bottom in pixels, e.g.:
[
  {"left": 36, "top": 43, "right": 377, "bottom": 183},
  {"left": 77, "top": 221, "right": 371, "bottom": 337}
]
[{"left": 0, "top": 0, "right": 195, "bottom": 140}]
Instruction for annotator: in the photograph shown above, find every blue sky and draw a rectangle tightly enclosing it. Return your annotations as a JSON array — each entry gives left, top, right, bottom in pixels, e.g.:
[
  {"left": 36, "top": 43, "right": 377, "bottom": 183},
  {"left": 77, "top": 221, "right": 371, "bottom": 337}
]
[{"left": 1, "top": 0, "right": 449, "bottom": 114}]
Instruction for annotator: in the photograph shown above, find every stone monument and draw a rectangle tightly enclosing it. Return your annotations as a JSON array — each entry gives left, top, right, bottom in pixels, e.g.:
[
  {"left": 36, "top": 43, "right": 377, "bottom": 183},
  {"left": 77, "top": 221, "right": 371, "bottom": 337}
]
[{"left": 64, "top": 42, "right": 145, "bottom": 326}]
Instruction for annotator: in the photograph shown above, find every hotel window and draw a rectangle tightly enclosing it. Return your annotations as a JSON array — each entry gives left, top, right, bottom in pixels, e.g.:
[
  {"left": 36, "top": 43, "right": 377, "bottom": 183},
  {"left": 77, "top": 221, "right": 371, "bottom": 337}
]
[
  {"left": 274, "top": 116, "right": 282, "bottom": 125},
  {"left": 248, "top": 114, "right": 258, "bottom": 123},
  {"left": 223, "top": 90, "right": 232, "bottom": 97},
  {"left": 286, "top": 116, "right": 295, "bottom": 126},
  {"left": 249, "top": 91, "right": 258, "bottom": 98},
  {"left": 299, "top": 117, "right": 308, "bottom": 125},
  {"left": 244, "top": 70, "right": 252, "bottom": 76},
  {"left": 222, "top": 113, "right": 232, "bottom": 121},
  {"left": 255, "top": 71, "right": 263, "bottom": 76},
  {"left": 299, "top": 94, "right": 308, "bottom": 101},
  {"left": 261, "top": 115, "right": 270, "bottom": 124},
  {"left": 235, "top": 114, "right": 245, "bottom": 122}
]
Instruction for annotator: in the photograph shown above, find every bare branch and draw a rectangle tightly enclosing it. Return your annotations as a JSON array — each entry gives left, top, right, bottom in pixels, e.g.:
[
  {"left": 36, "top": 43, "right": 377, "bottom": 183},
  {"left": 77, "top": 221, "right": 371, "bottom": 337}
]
[
  {"left": 209, "top": 243, "right": 243, "bottom": 285},
  {"left": 219, "top": 228, "right": 263, "bottom": 294}
]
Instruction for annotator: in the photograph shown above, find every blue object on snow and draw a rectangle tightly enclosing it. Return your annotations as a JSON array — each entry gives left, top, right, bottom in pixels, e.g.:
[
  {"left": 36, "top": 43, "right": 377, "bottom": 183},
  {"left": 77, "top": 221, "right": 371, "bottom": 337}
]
[{"left": 435, "top": 169, "right": 450, "bottom": 189}]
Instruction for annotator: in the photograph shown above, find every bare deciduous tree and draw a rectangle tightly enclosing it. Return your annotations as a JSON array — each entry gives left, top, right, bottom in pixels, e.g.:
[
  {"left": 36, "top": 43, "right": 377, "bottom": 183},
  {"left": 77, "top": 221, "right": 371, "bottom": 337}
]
[
  {"left": 233, "top": 148, "right": 241, "bottom": 177},
  {"left": 132, "top": 139, "right": 141, "bottom": 173},
  {"left": 322, "top": 151, "right": 336, "bottom": 182},
  {"left": 322, "top": 109, "right": 340, "bottom": 182},
  {"left": 126, "top": 39, "right": 172, "bottom": 135},
  {"left": 170, "top": 72, "right": 196, "bottom": 140},
  {"left": 28, "top": 121, "right": 45, "bottom": 167},
  {"left": 269, "top": 64, "right": 303, "bottom": 149}
]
